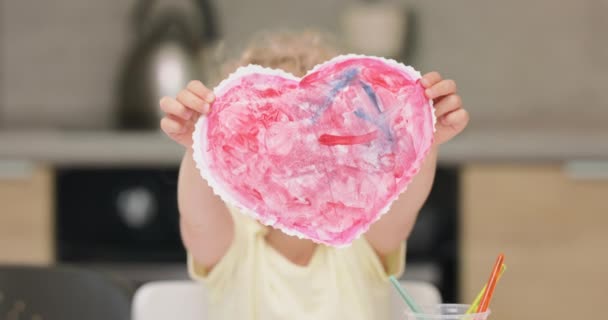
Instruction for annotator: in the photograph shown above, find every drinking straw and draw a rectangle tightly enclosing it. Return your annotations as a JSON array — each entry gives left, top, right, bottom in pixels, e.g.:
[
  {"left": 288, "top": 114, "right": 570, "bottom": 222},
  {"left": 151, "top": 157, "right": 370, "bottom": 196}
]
[
  {"left": 476, "top": 254, "right": 505, "bottom": 313},
  {"left": 465, "top": 264, "right": 507, "bottom": 314},
  {"left": 389, "top": 275, "right": 423, "bottom": 314}
]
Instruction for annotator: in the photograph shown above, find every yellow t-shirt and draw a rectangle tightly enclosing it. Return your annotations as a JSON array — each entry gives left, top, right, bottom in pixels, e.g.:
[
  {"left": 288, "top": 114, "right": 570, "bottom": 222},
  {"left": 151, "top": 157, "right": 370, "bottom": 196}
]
[{"left": 189, "top": 206, "right": 405, "bottom": 320}]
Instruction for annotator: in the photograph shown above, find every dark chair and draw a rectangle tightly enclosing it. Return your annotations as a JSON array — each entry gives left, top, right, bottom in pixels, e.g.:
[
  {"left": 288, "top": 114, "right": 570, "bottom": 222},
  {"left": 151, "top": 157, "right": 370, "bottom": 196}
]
[{"left": 0, "top": 265, "right": 133, "bottom": 320}]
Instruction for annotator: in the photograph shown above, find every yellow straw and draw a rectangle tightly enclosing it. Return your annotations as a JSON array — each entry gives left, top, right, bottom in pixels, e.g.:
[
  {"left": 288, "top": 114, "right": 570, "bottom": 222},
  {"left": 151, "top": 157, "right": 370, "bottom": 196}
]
[{"left": 465, "top": 264, "right": 507, "bottom": 314}]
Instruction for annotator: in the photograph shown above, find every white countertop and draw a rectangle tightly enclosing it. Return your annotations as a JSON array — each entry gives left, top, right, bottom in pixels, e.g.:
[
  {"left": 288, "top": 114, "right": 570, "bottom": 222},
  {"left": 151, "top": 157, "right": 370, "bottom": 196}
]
[
  {"left": 0, "top": 129, "right": 606, "bottom": 167},
  {"left": 0, "top": 131, "right": 183, "bottom": 167}
]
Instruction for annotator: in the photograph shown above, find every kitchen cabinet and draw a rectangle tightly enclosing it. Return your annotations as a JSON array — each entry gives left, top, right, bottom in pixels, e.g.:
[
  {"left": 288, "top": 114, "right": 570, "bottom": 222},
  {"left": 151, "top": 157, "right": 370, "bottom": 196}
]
[
  {"left": 0, "top": 162, "right": 54, "bottom": 264},
  {"left": 460, "top": 164, "right": 608, "bottom": 320}
]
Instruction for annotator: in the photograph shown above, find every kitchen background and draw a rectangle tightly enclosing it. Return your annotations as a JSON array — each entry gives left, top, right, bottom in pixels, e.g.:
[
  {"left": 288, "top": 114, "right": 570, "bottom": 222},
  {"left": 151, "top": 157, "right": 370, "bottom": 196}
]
[{"left": 0, "top": 0, "right": 607, "bottom": 319}]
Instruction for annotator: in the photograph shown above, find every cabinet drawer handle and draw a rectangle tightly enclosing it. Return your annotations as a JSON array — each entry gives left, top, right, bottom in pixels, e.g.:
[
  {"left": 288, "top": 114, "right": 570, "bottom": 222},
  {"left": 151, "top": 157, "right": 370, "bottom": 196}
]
[
  {"left": 0, "top": 160, "right": 34, "bottom": 180},
  {"left": 563, "top": 161, "right": 608, "bottom": 181}
]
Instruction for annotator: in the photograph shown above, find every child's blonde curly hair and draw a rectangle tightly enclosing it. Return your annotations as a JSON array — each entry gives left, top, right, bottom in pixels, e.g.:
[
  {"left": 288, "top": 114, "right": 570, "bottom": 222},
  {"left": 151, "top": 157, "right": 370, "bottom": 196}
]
[{"left": 211, "top": 30, "right": 342, "bottom": 83}]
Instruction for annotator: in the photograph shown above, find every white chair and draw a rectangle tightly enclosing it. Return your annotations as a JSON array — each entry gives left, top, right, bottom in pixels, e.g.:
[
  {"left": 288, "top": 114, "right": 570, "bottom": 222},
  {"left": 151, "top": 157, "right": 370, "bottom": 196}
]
[{"left": 132, "top": 280, "right": 441, "bottom": 320}]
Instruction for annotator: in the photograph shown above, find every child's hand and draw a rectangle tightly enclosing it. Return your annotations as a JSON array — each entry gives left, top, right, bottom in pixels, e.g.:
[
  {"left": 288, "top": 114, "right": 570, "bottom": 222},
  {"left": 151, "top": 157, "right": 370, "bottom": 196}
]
[
  {"left": 160, "top": 81, "right": 215, "bottom": 148},
  {"left": 420, "top": 72, "right": 469, "bottom": 145}
]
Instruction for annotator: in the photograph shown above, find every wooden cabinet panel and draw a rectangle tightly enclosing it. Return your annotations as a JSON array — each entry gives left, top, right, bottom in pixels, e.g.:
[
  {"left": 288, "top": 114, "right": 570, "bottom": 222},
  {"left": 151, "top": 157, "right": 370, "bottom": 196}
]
[
  {"left": 460, "top": 165, "right": 608, "bottom": 319},
  {"left": 0, "top": 162, "right": 54, "bottom": 264}
]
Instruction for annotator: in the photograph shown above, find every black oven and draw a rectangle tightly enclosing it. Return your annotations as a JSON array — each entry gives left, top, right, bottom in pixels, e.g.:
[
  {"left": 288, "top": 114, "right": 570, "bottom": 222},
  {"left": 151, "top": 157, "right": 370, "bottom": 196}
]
[
  {"left": 56, "top": 167, "right": 187, "bottom": 284},
  {"left": 56, "top": 166, "right": 459, "bottom": 301}
]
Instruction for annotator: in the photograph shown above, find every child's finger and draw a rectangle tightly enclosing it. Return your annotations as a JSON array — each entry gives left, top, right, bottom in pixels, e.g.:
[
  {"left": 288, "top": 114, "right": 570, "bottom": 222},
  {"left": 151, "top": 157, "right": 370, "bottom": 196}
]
[
  {"left": 426, "top": 79, "right": 457, "bottom": 100},
  {"left": 187, "top": 80, "right": 215, "bottom": 103},
  {"left": 420, "top": 72, "right": 442, "bottom": 88},
  {"left": 177, "top": 89, "right": 209, "bottom": 114},
  {"left": 434, "top": 94, "right": 463, "bottom": 118},
  {"left": 160, "top": 115, "right": 186, "bottom": 134},
  {"left": 160, "top": 97, "right": 193, "bottom": 120},
  {"left": 440, "top": 108, "right": 469, "bottom": 130}
]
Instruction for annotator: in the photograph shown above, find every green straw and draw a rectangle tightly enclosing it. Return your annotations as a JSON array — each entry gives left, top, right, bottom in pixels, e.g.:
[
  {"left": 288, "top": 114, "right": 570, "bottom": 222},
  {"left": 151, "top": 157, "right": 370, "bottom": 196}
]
[
  {"left": 389, "top": 275, "right": 423, "bottom": 314},
  {"left": 465, "top": 264, "right": 507, "bottom": 314}
]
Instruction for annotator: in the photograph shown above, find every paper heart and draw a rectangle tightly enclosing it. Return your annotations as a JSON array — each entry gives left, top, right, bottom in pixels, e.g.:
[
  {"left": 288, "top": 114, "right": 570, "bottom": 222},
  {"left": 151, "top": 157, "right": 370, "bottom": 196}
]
[{"left": 193, "top": 55, "right": 435, "bottom": 246}]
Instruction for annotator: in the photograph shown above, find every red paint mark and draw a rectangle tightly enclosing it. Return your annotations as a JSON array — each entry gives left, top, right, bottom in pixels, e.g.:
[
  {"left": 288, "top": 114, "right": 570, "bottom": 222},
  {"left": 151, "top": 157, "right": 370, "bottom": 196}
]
[
  {"left": 250, "top": 188, "right": 263, "bottom": 201},
  {"left": 318, "top": 131, "right": 379, "bottom": 146},
  {"left": 259, "top": 88, "right": 281, "bottom": 97}
]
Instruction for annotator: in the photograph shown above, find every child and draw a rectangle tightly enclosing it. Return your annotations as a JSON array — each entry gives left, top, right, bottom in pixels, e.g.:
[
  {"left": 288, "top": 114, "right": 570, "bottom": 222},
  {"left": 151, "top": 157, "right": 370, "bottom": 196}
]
[{"left": 159, "top": 31, "right": 467, "bottom": 320}]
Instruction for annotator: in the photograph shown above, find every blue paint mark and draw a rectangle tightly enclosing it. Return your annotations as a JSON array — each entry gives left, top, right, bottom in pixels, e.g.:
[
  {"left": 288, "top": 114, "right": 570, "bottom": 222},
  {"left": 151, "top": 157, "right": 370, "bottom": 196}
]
[
  {"left": 312, "top": 68, "right": 394, "bottom": 145},
  {"left": 353, "top": 108, "right": 369, "bottom": 121},
  {"left": 354, "top": 82, "right": 394, "bottom": 142},
  {"left": 359, "top": 80, "right": 382, "bottom": 114},
  {"left": 312, "top": 68, "right": 359, "bottom": 120},
  {"left": 354, "top": 108, "right": 394, "bottom": 142}
]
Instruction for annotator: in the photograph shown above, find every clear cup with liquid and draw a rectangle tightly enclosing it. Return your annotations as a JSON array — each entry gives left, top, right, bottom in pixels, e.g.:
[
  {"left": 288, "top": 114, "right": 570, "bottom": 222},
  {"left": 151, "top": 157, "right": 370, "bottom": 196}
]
[{"left": 404, "top": 304, "right": 491, "bottom": 320}]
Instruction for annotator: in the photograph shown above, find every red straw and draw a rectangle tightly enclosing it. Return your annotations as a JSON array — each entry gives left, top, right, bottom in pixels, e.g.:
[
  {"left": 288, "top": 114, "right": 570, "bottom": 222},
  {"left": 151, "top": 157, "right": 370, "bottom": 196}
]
[{"left": 476, "top": 253, "right": 505, "bottom": 313}]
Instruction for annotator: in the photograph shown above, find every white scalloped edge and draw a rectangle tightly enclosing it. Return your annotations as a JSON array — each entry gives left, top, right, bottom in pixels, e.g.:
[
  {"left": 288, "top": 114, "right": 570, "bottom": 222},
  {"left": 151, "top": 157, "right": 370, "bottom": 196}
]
[{"left": 192, "top": 54, "right": 436, "bottom": 247}]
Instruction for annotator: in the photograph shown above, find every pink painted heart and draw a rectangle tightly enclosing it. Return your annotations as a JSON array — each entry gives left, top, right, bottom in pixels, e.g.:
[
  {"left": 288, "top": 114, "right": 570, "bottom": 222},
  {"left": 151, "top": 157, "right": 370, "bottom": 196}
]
[{"left": 193, "top": 55, "right": 435, "bottom": 246}]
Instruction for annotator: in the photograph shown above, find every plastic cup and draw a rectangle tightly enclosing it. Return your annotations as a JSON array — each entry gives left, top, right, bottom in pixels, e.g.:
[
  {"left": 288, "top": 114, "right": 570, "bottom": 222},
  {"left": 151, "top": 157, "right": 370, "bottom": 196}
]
[{"left": 403, "top": 304, "right": 491, "bottom": 320}]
